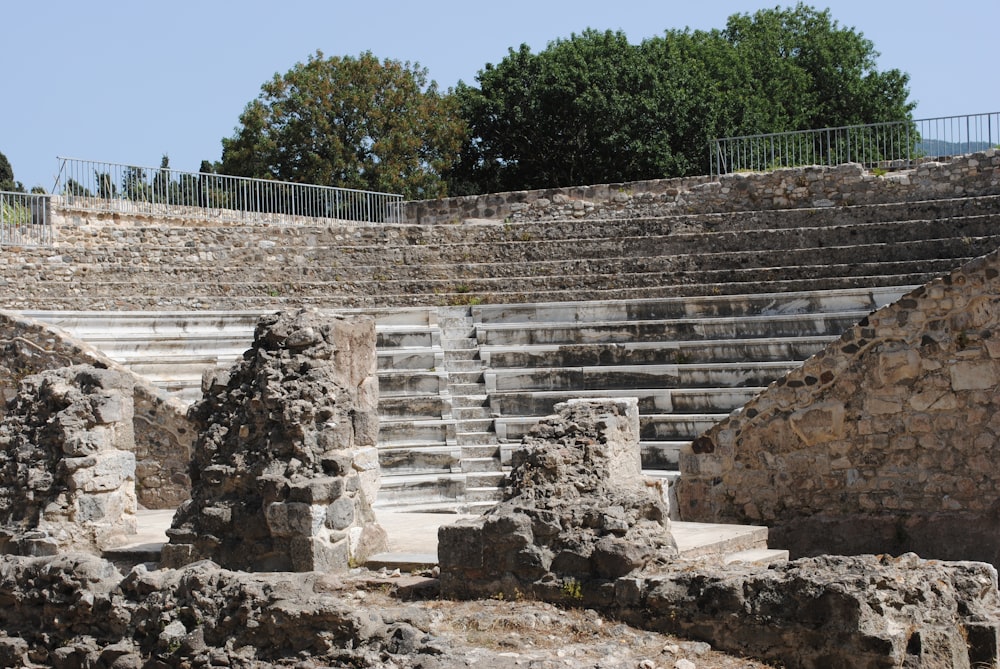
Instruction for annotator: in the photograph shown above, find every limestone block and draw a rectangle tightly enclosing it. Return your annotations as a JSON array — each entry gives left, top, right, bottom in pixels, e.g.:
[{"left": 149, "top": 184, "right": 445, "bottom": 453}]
[
  {"left": 288, "top": 477, "right": 344, "bottom": 505},
  {"left": 950, "top": 361, "right": 998, "bottom": 390},
  {"left": 265, "top": 502, "right": 324, "bottom": 538},
  {"left": 290, "top": 535, "right": 350, "bottom": 572},
  {"left": 352, "top": 410, "right": 380, "bottom": 449},
  {"left": 877, "top": 348, "right": 921, "bottom": 385},
  {"left": 788, "top": 401, "right": 845, "bottom": 446},
  {"left": 325, "top": 497, "right": 355, "bottom": 531},
  {"left": 62, "top": 426, "right": 118, "bottom": 457},
  {"left": 352, "top": 447, "right": 382, "bottom": 506},
  {"left": 74, "top": 489, "right": 135, "bottom": 523},
  {"left": 92, "top": 392, "right": 132, "bottom": 426},
  {"left": 562, "top": 397, "right": 642, "bottom": 486},
  {"left": 69, "top": 451, "right": 136, "bottom": 493}
]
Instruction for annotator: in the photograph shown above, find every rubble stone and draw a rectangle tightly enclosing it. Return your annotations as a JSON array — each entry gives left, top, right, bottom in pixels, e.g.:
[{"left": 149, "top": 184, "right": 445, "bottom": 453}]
[
  {"left": 161, "top": 310, "right": 387, "bottom": 571},
  {"left": 439, "top": 398, "right": 677, "bottom": 604},
  {"left": 0, "top": 366, "right": 138, "bottom": 555}
]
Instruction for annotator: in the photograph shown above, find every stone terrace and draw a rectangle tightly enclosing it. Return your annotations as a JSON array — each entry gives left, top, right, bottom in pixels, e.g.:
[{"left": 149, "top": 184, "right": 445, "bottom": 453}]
[{"left": 7, "top": 151, "right": 1000, "bottom": 510}]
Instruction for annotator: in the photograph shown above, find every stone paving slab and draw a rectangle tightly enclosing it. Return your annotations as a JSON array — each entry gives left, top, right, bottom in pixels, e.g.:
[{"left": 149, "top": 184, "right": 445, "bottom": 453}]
[{"left": 107, "top": 509, "right": 777, "bottom": 569}]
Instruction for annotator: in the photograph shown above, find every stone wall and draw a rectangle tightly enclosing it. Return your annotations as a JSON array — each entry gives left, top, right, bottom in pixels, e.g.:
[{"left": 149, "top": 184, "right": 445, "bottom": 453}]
[
  {"left": 405, "top": 151, "right": 1000, "bottom": 224},
  {"left": 0, "top": 367, "right": 137, "bottom": 555},
  {"left": 676, "top": 246, "right": 1000, "bottom": 566},
  {"left": 0, "top": 312, "right": 193, "bottom": 508}
]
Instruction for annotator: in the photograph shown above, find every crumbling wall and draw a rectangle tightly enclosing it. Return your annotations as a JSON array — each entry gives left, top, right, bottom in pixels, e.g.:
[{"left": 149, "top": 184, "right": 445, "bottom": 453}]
[
  {"left": 0, "top": 311, "right": 193, "bottom": 508},
  {"left": 677, "top": 247, "right": 1000, "bottom": 565},
  {"left": 623, "top": 553, "right": 1000, "bottom": 669},
  {"left": 440, "top": 398, "right": 677, "bottom": 604},
  {"left": 162, "top": 310, "right": 387, "bottom": 572},
  {"left": 0, "top": 366, "right": 137, "bottom": 554}
]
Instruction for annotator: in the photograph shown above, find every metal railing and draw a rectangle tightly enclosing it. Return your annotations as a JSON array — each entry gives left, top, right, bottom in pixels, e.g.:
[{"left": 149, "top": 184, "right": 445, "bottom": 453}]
[
  {"left": 710, "top": 112, "right": 1000, "bottom": 175},
  {"left": 53, "top": 158, "right": 404, "bottom": 224},
  {"left": 1, "top": 191, "right": 53, "bottom": 246}
]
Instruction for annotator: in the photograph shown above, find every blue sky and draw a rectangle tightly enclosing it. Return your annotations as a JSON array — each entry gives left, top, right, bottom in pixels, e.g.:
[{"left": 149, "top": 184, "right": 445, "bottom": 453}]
[{"left": 3, "top": 0, "right": 997, "bottom": 191}]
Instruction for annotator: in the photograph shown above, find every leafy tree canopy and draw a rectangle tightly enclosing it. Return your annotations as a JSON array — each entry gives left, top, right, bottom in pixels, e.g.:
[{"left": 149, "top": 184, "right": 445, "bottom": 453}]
[
  {"left": 220, "top": 50, "right": 467, "bottom": 200},
  {"left": 0, "top": 151, "right": 24, "bottom": 193},
  {"left": 448, "top": 4, "right": 914, "bottom": 194}
]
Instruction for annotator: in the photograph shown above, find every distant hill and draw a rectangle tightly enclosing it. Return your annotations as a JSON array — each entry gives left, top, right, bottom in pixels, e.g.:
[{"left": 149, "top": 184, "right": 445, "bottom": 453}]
[{"left": 918, "top": 138, "right": 994, "bottom": 157}]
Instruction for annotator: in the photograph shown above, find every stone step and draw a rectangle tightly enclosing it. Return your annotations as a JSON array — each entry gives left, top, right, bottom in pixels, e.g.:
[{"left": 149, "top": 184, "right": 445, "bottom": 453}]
[
  {"left": 450, "top": 394, "right": 489, "bottom": 409},
  {"left": 18, "top": 254, "right": 966, "bottom": 302},
  {"left": 673, "top": 522, "right": 770, "bottom": 559},
  {"left": 9, "top": 273, "right": 936, "bottom": 310},
  {"left": 481, "top": 335, "right": 836, "bottom": 368},
  {"left": 495, "top": 413, "right": 728, "bottom": 443},
  {"left": 447, "top": 370, "right": 484, "bottom": 384},
  {"left": 641, "top": 441, "right": 689, "bottom": 470},
  {"left": 461, "top": 444, "right": 501, "bottom": 460},
  {"left": 378, "top": 371, "right": 447, "bottom": 396},
  {"left": 218, "top": 230, "right": 1000, "bottom": 280},
  {"left": 374, "top": 474, "right": 467, "bottom": 508},
  {"left": 449, "top": 383, "right": 486, "bottom": 395},
  {"left": 640, "top": 414, "right": 730, "bottom": 441},
  {"left": 443, "top": 359, "right": 484, "bottom": 373},
  {"left": 723, "top": 548, "right": 790, "bottom": 566},
  {"left": 62, "top": 213, "right": 1000, "bottom": 273},
  {"left": 472, "top": 286, "right": 906, "bottom": 325},
  {"left": 443, "top": 349, "right": 481, "bottom": 363},
  {"left": 487, "top": 362, "right": 795, "bottom": 393},
  {"left": 461, "top": 457, "right": 503, "bottom": 473},
  {"left": 378, "top": 395, "right": 449, "bottom": 419},
  {"left": 465, "top": 486, "right": 504, "bottom": 503},
  {"left": 378, "top": 446, "right": 461, "bottom": 476},
  {"left": 379, "top": 419, "right": 455, "bottom": 445},
  {"left": 465, "top": 472, "right": 505, "bottom": 488},
  {"left": 476, "top": 310, "right": 870, "bottom": 347},
  {"left": 457, "top": 431, "right": 497, "bottom": 447},
  {"left": 452, "top": 406, "right": 492, "bottom": 420},
  {"left": 378, "top": 348, "right": 442, "bottom": 371},
  {"left": 489, "top": 388, "right": 763, "bottom": 417}
]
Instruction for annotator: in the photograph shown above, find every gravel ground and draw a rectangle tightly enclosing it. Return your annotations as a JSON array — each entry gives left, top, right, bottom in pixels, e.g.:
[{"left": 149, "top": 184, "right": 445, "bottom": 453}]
[{"left": 313, "top": 572, "right": 779, "bottom": 669}]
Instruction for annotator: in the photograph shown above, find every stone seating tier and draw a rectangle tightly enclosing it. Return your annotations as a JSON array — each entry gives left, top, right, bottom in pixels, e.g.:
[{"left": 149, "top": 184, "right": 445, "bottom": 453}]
[
  {"left": 22, "top": 284, "right": 910, "bottom": 510},
  {"left": 5, "top": 193, "right": 998, "bottom": 311}
]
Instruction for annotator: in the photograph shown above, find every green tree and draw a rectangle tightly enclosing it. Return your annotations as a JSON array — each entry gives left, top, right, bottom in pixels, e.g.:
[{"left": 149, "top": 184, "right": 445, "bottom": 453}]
[
  {"left": 0, "top": 151, "right": 25, "bottom": 192},
  {"left": 449, "top": 30, "right": 661, "bottom": 194},
  {"left": 719, "top": 4, "right": 913, "bottom": 132},
  {"left": 220, "top": 50, "right": 467, "bottom": 200},
  {"left": 450, "top": 5, "right": 913, "bottom": 192}
]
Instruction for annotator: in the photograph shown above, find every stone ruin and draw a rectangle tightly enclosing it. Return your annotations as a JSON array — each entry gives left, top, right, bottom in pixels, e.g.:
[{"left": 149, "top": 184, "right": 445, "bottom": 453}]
[
  {"left": 439, "top": 397, "right": 1000, "bottom": 668},
  {"left": 161, "top": 310, "right": 388, "bottom": 571},
  {"left": 0, "top": 366, "right": 137, "bottom": 556},
  {"left": 440, "top": 397, "right": 678, "bottom": 603}
]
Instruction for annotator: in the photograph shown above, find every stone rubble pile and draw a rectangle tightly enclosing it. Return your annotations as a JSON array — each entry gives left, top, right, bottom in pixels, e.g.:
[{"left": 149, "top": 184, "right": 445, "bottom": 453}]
[
  {"left": 0, "top": 366, "right": 137, "bottom": 555},
  {"left": 439, "top": 398, "right": 678, "bottom": 604},
  {"left": 162, "top": 310, "right": 387, "bottom": 572},
  {"left": 626, "top": 553, "right": 1000, "bottom": 669},
  {"left": 0, "top": 553, "right": 446, "bottom": 668}
]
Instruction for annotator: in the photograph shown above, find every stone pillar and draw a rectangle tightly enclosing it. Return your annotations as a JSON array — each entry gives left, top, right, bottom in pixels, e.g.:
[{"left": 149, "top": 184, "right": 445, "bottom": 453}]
[
  {"left": 162, "top": 310, "right": 387, "bottom": 572},
  {"left": 0, "top": 366, "right": 137, "bottom": 555}
]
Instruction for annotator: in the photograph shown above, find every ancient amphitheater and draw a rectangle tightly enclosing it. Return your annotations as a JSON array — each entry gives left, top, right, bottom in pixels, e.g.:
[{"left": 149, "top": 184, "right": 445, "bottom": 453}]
[
  {"left": 4, "top": 152, "right": 1000, "bottom": 560},
  {"left": 3, "top": 150, "right": 1000, "bottom": 667}
]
